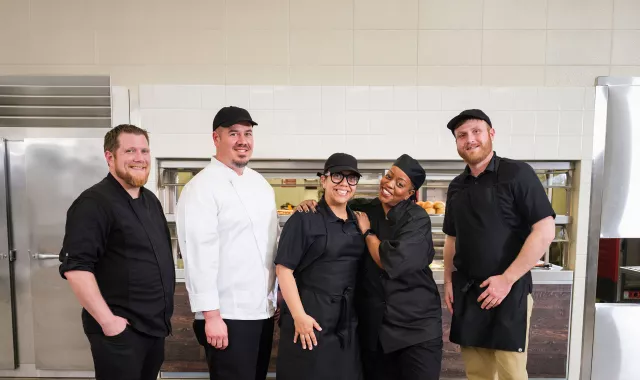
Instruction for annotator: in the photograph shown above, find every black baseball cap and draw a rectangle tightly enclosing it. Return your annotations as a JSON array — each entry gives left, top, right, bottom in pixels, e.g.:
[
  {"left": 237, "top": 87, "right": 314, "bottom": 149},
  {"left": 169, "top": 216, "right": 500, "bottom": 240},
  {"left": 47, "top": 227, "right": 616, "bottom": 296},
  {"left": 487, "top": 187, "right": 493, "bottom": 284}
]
[
  {"left": 446, "top": 109, "right": 492, "bottom": 134},
  {"left": 317, "top": 153, "right": 361, "bottom": 177},
  {"left": 212, "top": 106, "right": 258, "bottom": 131}
]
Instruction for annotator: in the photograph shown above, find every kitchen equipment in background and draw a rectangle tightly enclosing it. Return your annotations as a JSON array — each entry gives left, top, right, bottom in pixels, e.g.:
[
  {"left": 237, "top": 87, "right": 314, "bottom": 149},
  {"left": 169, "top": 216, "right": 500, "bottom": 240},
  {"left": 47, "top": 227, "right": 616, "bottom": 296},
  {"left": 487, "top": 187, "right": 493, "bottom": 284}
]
[
  {"left": 583, "top": 77, "right": 640, "bottom": 380},
  {"left": 0, "top": 75, "right": 112, "bottom": 378},
  {"left": 158, "top": 159, "right": 574, "bottom": 276}
]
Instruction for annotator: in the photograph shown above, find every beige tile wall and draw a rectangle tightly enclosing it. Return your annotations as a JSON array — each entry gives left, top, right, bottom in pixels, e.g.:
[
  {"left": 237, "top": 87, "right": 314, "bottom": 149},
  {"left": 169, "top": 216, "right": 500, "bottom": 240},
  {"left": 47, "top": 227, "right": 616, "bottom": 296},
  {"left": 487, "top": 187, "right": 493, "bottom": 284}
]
[{"left": 2, "top": 0, "right": 640, "bottom": 87}]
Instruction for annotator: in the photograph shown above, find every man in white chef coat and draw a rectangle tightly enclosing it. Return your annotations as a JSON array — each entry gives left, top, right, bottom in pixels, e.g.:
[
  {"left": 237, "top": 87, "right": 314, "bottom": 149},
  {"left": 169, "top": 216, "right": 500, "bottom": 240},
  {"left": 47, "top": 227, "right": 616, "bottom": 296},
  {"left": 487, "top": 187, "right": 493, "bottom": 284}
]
[{"left": 176, "top": 106, "right": 279, "bottom": 380}]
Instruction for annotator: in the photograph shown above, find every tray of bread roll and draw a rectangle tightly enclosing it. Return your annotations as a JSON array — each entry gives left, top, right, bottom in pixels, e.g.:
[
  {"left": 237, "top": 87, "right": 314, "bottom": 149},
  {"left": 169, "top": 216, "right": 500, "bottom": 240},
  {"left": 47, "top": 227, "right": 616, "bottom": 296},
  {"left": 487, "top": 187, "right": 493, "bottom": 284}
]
[{"left": 417, "top": 200, "right": 445, "bottom": 215}]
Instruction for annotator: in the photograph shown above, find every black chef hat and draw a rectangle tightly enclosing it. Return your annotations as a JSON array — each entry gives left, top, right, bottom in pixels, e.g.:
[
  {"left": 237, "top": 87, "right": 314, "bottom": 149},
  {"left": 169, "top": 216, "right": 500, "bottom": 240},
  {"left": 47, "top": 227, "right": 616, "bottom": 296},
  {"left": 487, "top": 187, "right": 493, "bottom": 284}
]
[{"left": 393, "top": 154, "right": 425, "bottom": 191}]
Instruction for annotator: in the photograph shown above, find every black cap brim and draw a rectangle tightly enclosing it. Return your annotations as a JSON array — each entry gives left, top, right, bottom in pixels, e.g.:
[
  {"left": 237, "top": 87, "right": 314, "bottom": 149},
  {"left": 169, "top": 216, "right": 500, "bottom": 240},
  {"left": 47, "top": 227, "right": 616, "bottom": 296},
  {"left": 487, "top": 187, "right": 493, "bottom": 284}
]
[
  {"left": 218, "top": 119, "right": 258, "bottom": 128},
  {"left": 318, "top": 165, "right": 361, "bottom": 176},
  {"left": 446, "top": 114, "right": 475, "bottom": 132},
  {"left": 446, "top": 110, "right": 492, "bottom": 134}
]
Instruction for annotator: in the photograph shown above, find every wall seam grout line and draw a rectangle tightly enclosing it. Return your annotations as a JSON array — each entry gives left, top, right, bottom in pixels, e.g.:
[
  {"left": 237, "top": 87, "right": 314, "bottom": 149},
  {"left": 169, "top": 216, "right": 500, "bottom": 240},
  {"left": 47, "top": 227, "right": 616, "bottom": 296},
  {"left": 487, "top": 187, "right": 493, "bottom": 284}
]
[
  {"left": 223, "top": 0, "right": 229, "bottom": 85},
  {"left": 609, "top": 0, "right": 616, "bottom": 67},
  {"left": 543, "top": 0, "right": 550, "bottom": 85},
  {"left": 287, "top": 0, "right": 291, "bottom": 85},
  {"left": 480, "top": 0, "right": 485, "bottom": 84},
  {"left": 415, "top": 0, "right": 420, "bottom": 85},
  {"left": 351, "top": 0, "right": 356, "bottom": 85}
]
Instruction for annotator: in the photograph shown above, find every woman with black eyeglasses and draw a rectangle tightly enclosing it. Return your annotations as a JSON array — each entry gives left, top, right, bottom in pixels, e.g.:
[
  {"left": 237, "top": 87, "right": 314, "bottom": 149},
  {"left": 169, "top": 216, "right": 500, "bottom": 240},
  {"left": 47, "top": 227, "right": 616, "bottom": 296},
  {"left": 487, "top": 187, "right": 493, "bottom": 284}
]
[
  {"left": 274, "top": 153, "right": 365, "bottom": 380},
  {"left": 298, "top": 154, "right": 443, "bottom": 380}
]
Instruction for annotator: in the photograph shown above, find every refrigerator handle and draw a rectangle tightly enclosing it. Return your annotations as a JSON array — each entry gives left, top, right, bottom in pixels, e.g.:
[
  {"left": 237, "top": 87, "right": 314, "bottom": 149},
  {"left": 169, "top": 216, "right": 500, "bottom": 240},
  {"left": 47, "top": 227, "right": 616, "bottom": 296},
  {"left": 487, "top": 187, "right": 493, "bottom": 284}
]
[{"left": 31, "top": 252, "right": 59, "bottom": 260}]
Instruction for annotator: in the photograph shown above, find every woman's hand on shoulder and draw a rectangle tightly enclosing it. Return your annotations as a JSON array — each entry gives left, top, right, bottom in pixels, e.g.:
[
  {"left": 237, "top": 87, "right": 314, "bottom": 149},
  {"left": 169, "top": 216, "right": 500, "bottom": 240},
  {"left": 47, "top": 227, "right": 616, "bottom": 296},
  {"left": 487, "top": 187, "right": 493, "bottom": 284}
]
[{"left": 296, "top": 200, "right": 318, "bottom": 213}]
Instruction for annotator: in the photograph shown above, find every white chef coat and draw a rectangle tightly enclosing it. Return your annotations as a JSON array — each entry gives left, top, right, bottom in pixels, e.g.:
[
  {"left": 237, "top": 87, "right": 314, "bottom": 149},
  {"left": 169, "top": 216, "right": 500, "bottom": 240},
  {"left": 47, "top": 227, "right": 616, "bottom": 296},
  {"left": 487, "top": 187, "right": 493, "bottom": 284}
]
[{"left": 176, "top": 157, "right": 279, "bottom": 320}]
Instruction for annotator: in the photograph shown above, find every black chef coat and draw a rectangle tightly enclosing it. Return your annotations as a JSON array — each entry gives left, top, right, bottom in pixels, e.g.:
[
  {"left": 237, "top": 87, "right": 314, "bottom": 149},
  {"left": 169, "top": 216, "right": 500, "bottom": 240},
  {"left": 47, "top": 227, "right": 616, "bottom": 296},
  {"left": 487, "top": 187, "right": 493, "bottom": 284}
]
[
  {"left": 443, "top": 152, "right": 555, "bottom": 351},
  {"left": 352, "top": 198, "right": 442, "bottom": 354},
  {"left": 59, "top": 173, "right": 175, "bottom": 338},
  {"left": 275, "top": 198, "right": 364, "bottom": 380}
]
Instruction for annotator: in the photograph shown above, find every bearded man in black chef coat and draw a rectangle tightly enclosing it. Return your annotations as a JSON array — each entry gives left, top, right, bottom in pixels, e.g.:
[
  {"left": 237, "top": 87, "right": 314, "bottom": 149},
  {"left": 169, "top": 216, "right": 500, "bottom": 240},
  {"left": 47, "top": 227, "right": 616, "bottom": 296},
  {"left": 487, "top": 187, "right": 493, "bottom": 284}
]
[
  {"left": 60, "top": 124, "right": 175, "bottom": 380},
  {"left": 442, "top": 109, "right": 556, "bottom": 380}
]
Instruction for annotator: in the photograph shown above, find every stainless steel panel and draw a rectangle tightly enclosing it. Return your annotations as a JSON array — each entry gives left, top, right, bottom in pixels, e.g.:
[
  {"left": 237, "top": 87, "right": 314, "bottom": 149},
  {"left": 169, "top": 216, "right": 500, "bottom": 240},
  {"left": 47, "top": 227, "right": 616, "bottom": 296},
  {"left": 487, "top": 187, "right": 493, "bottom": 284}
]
[
  {"left": 157, "top": 158, "right": 572, "bottom": 172},
  {"left": 0, "top": 106, "right": 111, "bottom": 118},
  {"left": 0, "top": 139, "right": 17, "bottom": 369},
  {"left": 0, "top": 86, "right": 110, "bottom": 97},
  {"left": 596, "top": 76, "right": 640, "bottom": 86},
  {"left": 600, "top": 85, "right": 640, "bottom": 238},
  {"left": 0, "top": 117, "right": 111, "bottom": 128},
  {"left": 26, "top": 138, "right": 107, "bottom": 370},
  {"left": 591, "top": 304, "right": 640, "bottom": 380},
  {"left": 580, "top": 84, "right": 610, "bottom": 380},
  {"left": 0, "top": 96, "right": 111, "bottom": 107},
  {"left": 5, "top": 141, "right": 36, "bottom": 367}
]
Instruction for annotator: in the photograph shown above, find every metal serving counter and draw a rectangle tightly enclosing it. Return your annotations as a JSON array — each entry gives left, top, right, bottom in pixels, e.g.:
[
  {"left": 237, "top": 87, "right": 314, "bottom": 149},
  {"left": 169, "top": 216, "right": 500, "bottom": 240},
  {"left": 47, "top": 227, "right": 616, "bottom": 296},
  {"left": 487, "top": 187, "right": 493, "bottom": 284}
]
[{"left": 159, "top": 158, "right": 576, "bottom": 276}]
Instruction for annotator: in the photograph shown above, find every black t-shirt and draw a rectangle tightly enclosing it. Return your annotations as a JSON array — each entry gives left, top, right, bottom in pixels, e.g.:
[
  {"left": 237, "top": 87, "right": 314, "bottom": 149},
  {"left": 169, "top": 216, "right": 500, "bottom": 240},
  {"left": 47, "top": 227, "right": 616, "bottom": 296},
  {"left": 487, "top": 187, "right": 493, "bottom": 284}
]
[
  {"left": 443, "top": 153, "right": 556, "bottom": 274},
  {"left": 59, "top": 173, "right": 175, "bottom": 337}
]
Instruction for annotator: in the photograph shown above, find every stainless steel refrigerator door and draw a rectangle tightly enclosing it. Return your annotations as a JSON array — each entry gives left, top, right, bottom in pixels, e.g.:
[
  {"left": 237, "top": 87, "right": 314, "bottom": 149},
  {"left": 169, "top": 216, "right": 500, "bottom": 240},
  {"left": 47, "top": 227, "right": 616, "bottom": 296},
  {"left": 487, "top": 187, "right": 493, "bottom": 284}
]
[
  {"left": 600, "top": 85, "right": 640, "bottom": 238},
  {"left": 0, "top": 139, "right": 17, "bottom": 369},
  {"left": 26, "top": 138, "right": 107, "bottom": 370}
]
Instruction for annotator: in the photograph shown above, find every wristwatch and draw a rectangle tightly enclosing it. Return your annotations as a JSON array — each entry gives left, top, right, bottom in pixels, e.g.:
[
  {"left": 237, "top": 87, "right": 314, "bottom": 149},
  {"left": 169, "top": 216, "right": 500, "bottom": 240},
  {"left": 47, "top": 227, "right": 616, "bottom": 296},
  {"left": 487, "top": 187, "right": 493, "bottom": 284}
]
[{"left": 363, "top": 229, "right": 375, "bottom": 239}]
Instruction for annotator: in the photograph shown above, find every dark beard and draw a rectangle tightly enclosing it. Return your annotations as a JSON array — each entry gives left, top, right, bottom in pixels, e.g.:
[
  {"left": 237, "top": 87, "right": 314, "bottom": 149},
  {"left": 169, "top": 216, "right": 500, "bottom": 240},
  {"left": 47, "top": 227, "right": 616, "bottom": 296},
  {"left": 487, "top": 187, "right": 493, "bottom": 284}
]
[{"left": 232, "top": 159, "right": 249, "bottom": 168}]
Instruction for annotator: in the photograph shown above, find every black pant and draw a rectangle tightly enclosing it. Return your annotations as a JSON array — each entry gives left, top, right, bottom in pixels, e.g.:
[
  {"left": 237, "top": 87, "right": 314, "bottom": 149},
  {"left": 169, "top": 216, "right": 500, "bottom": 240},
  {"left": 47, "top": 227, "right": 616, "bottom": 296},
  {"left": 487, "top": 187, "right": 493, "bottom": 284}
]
[
  {"left": 362, "top": 337, "right": 443, "bottom": 380},
  {"left": 86, "top": 326, "right": 165, "bottom": 380},
  {"left": 194, "top": 318, "right": 274, "bottom": 380}
]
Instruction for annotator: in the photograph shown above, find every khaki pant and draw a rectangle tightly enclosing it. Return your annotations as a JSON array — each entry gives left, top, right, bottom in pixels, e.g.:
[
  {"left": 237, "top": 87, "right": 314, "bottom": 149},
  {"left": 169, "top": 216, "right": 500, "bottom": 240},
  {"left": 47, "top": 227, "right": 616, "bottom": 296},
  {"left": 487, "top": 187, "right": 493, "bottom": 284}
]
[{"left": 460, "top": 294, "right": 534, "bottom": 380}]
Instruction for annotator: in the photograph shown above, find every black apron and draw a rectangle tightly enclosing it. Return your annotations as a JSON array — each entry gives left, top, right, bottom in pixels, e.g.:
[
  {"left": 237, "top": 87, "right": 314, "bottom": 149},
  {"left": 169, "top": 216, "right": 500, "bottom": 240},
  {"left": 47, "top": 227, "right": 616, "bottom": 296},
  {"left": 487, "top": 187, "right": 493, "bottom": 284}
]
[
  {"left": 277, "top": 217, "right": 364, "bottom": 380},
  {"left": 449, "top": 158, "right": 531, "bottom": 353}
]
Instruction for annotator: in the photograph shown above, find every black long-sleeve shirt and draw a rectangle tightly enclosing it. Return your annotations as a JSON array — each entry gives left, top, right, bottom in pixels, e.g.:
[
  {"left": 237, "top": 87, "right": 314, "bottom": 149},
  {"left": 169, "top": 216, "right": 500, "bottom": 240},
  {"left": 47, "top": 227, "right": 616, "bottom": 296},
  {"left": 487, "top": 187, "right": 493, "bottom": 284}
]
[
  {"left": 352, "top": 198, "right": 442, "bottom": 354},
  {"left": 59, "top": 173, "right": 175, "bottom": 337}
]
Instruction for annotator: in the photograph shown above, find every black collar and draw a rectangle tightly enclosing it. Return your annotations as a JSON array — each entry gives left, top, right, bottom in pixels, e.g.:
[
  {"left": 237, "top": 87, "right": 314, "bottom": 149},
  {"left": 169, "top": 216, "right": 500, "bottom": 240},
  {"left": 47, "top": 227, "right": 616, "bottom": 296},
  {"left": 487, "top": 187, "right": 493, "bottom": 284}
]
[
  {"left": 387, "top": 199, "right": 413, "bottom": 222},
  {"left": 463, "top": 151, "right": 499, "bottom": 179},
  {"left": 106, "top": 172, "right": 146, "bottom": 203},
  {"left": 318, "top": 197, "right": 357, "bottom": 223}
]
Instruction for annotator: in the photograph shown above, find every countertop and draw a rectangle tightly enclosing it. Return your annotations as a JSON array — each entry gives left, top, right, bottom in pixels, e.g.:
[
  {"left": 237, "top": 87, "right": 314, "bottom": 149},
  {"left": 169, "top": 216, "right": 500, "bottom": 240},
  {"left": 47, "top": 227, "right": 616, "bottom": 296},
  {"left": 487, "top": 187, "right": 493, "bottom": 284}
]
[{"left": 174, "top": 262, "right": 573, "bottom": 284}]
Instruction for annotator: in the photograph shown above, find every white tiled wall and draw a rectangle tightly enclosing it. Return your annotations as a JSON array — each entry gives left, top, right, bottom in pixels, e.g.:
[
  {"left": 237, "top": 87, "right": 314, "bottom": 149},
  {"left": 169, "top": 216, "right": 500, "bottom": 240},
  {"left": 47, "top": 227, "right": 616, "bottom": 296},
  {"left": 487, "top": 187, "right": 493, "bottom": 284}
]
[
  {"left": 2, "top": 0, "right": 640, "bottom": 87},
  {"left": 139, "top": 84, "right": 594, "bottom": 164}
]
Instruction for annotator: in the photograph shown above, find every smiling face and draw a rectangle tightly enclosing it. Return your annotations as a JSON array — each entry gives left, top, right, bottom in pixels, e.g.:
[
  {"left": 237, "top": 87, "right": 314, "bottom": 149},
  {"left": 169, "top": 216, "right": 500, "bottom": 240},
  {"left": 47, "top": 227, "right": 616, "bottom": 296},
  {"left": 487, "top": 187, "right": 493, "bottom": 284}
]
[
  {"left": 454, "top": 119, "right": 495, "bottom": 165},
  {"left": 378, "top": 166, "right": 415, "bottom": 207},
  {"left": 105, "top": 132, "right": 150, "bottom": 189},
  {"left": 213, "top": 122, "right": 254, "bottom": 169},
  {"left": 321, "top": 171, "right": 358, "bottom": 206}
]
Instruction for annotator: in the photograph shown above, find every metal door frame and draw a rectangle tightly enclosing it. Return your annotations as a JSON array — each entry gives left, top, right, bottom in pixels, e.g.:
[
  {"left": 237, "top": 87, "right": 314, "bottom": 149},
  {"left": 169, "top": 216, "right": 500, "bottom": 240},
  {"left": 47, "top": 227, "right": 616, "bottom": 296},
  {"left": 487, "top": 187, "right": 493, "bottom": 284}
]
[
  {"left": 580, "top": 76, "right": 640, "bottom": 380},
  {"left": 0, "top": 139, "right": 18, "bottom": 370}
]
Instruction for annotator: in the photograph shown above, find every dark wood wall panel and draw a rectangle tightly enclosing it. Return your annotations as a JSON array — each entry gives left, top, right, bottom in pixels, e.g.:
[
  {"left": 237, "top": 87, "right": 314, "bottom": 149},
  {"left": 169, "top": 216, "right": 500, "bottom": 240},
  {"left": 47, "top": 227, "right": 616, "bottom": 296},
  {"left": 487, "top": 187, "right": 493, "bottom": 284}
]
[{"left": 163, "top": 283, "right": 572, "bottom": 378}]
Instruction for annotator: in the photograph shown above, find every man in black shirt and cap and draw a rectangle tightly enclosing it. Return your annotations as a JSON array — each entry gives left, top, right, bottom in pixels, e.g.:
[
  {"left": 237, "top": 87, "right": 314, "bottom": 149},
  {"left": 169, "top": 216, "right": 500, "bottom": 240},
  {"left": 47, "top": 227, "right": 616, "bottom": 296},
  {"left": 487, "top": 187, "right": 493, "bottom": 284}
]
[
  {"left": 442, "top": 110, "right": 556, "bottom": 380},
  {"left": 59, "top": 124, "right": 175, "bottom": 380}
]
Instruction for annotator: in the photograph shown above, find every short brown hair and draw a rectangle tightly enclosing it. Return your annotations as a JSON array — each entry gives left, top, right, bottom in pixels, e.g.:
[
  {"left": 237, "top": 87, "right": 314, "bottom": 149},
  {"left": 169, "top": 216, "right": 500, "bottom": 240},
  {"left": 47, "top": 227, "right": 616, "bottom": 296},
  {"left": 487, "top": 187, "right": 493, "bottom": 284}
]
[{"left": 104, "top": 124, "right": 149, "bottom": 153}]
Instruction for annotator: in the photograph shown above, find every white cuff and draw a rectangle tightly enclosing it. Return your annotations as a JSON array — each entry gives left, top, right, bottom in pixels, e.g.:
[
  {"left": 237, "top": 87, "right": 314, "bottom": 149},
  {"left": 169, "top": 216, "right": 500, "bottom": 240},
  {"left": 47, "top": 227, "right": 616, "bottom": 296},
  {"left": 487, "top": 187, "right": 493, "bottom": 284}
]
[{"left": 188, "top": 292, "right": 220, "bottom": 313}]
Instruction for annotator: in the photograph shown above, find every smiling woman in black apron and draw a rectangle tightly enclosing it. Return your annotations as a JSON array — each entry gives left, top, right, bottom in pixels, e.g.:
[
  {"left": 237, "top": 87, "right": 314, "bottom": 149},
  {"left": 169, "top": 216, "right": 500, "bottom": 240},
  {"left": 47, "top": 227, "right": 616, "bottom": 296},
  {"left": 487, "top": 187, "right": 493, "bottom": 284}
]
[
  {"left": 298, "top": 154, "right": 443, "bottom": 380},
  {"left": 274, "top": 153, "right": 365, "bottom": 380},
  {"left": 442, "top": 109, "right": 557, "bottom": 380}
]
